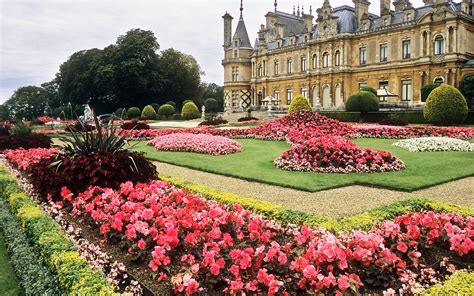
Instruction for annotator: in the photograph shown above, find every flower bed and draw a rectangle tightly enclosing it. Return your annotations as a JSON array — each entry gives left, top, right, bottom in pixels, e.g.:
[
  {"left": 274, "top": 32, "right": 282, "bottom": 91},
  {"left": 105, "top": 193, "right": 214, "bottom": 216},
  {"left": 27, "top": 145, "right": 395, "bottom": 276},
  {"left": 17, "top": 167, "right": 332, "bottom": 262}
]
[
  {"left": 393, "top": 137, "right": 474, "bottom": 152},
  {"left": 59, "top": 181, "right": 474, "bottom": 295},
  {"left": 149, "top": 133, "right": 243, "bottom": 155},
  {"left": 0, "top": 134, "right": 52, "bottom": 151},
  {"left": 353, "top": 126, "right": 474, "bottom": 140},
  {"left": 275, "top": 137, "right": 405, "bottom": 173}
]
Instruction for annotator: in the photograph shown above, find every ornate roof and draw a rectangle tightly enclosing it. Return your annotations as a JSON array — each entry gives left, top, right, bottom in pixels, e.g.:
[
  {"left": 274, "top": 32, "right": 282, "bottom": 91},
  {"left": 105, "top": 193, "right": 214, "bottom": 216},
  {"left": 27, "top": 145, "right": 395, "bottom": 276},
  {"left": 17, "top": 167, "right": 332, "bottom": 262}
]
[{"left": 233, "top": 16, "right": 252, "bottom": 48}]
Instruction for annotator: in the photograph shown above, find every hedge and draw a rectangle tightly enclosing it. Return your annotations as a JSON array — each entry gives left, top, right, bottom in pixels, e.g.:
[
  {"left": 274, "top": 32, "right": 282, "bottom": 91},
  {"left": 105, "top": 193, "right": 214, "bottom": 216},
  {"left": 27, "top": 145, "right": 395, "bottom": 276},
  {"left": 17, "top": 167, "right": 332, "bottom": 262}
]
[
  {"left": 319, "top": 112, "right": 361, "bottom": 122},
  {"left": 0, "top": 200, "right": 61, "bottom": 295},
  {"left": 423, "top": 271, "right": 474, "bottom": 295},
  {"left": 162, "top": 176, "right": 474, "bottom": 232},
  {"left": 0, "top": 169, "right": 115, "bottom": 295}
]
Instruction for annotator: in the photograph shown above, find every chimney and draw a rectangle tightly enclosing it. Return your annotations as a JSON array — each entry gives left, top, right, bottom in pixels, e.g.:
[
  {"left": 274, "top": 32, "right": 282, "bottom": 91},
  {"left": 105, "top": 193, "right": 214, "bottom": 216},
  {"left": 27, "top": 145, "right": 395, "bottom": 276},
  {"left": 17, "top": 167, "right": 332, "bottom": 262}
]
[
  {"left": 353, "top": 0, "right": 371, "bottom": 30},
  {"left": 393, "top": 0, "right": 407, "bottom": 12},
  {"left": 380, "top": 0, "right": 390, "bottom": 15},
  {"left": 461, "top": 0, "right": 472, "bottom": 15},
  {"left": 222, "top": 12, "right": 233, "bottom": 48},
  {"left": 265, "top": 12, "right": 277, "bottom": 29},
  {"left": 303, "top": 13, "right": 314, "bottom": 33}
]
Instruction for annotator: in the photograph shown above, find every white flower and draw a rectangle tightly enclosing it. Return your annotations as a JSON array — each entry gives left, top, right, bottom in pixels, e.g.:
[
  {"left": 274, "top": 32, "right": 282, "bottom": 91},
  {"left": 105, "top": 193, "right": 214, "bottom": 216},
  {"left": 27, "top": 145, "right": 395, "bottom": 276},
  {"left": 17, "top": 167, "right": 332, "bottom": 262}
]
[{"left": 393, "top": 137, "right": 474, "bottom": 152}]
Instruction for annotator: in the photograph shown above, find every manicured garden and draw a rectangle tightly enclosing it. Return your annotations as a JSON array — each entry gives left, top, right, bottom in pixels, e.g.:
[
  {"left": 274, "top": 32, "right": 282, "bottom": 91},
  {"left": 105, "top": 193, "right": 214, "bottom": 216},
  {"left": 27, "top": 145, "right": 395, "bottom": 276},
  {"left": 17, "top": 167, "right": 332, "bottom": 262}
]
[{"left": 133, "top": 138, "right": 474, "bottom": 192}]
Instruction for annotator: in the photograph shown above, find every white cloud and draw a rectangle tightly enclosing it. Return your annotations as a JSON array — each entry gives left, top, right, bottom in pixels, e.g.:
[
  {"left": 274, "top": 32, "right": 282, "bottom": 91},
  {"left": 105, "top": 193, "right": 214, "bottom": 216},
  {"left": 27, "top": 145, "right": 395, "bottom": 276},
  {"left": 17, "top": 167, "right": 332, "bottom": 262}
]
[{"left": 0, "top": 0, "right": 425, "bottom": 103}]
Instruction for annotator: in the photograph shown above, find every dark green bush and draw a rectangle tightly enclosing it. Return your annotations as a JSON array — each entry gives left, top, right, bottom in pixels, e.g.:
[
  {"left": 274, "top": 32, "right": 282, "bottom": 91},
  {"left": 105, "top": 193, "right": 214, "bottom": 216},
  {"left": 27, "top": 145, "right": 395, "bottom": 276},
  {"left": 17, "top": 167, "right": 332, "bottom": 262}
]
[
  {"left": 181, "top": 102, "right": 200, "bottom": 120},
  {"left": 345, "top": 91, "right": 379, "bottom": 114},
  {"left": 165, "top": 101, "right": 177, "bottom": 109},
  {"left": 360, "top": 86, "right": 377, "bottom": 96},
  {"left": 158, "top": 104, "right": 176, "bottom": 117},
  {"left": 150, "top": 103, "right": 160, "bottom": 113},
  {"left": 423, "top": 84, "right": 468, "bottom": 124},
  {"left": 114, "top": 108, "right": 126, "bottom": 118},
  {"left": 173, "top": 114, "right": 183, "bottom": 120},
  {"left": 421, "top": 83, "right": 440, "bottom": 102},
  {"left": 141, "top": 105, "right": 156, "bottom": 120},
  {"left": 204, "top": 98, "right": 218, "bottom": 113},
  {"left": 126, "top": 107, "right": 141, "bottom": 119},
  {"left": 288, "top": 95, "right": 312, "bottom": 114},
  {"left": 319, "top": 112, "right": 361, "bottom": 122}
]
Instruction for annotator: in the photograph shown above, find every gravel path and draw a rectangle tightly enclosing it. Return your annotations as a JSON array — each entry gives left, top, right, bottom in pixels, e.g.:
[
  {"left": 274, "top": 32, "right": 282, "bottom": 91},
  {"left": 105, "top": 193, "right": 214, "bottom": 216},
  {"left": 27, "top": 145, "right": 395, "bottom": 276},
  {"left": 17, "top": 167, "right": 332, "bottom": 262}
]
[{"left": 154, "top": 161, "right": 474, "bottom": 218}]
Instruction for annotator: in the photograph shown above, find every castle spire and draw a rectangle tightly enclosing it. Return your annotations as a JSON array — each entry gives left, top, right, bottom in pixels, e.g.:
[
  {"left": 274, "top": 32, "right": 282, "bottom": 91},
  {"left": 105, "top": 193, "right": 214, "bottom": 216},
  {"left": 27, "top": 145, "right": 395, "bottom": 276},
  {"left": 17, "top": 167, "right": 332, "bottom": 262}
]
[
  {"left": 302, "top": 5, "right": 304, "bottom": 15},
  {"left": 240, "top": 0, "right": 243, "bottom": 19},
  {"left": 310, "top": 5, "right": 312, "bottom": 15},
  {"left": 274, "top": 0, "right": 277, "bottom": 12},
  {"left": 293, "top": 5, "right": 296, "bottom": 15},
  {"left": 297, "top": 4, "right": 300, "bottom": 16}
]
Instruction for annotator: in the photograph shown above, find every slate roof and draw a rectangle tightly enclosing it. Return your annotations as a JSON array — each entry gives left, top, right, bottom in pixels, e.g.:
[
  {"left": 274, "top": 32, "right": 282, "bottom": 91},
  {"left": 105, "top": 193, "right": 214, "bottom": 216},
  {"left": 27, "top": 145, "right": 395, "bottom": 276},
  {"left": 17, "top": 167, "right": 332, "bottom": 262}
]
[
  {"left": 274, "top": 11, "right": 305, "bottom": 37},
  {"left": 233, "top": 16, "right": 252, "bottom": 48}
]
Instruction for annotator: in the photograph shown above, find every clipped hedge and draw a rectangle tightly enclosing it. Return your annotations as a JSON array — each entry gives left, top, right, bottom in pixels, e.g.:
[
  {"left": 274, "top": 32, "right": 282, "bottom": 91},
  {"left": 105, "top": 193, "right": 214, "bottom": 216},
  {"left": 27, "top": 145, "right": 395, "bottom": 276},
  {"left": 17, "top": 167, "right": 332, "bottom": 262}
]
[
  {"left": 346, "top": 91, "right": 379, "bottom": 114},
  {"left": 141, "top": 105, "right": 157, "bottom": 120},
  {"left": 126, "top": 107, "right": 141, "bottom": 119},
  {"left": 0, "top": 170, "right": 115, "bottom": 295},
  {"left": 288, "top": 95, "right": 311, "bottom": 114},
  {"left": 157, "top": 104, "right": 176, "bottom": 117},
  {"left": 424, "top": 84, "right": 468, "bottom": 124},
  {"left": 319, "top": 111, "right": 361, "bottom": 122},
  {"left": 181, "top": 102, "right": 200, "bottom": 120},
  {"left": 423, "top": 271, "right": 474, "bottom": 295}
]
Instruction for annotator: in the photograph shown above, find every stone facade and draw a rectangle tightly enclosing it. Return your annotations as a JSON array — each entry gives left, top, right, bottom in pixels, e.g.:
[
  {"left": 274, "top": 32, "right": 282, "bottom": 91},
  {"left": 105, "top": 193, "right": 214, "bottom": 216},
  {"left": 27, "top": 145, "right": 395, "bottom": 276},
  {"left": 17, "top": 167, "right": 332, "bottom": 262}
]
[{"left": 222, "top": 0, "right": 474, "bottom": 111}]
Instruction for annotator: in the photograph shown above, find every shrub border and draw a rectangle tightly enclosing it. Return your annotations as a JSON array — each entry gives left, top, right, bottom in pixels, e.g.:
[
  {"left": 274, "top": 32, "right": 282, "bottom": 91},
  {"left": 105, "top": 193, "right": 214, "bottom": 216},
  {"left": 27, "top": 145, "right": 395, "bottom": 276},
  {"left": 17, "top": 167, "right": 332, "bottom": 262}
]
[{"left": 0, "top": 167, "right": 115, "bottom": 295}]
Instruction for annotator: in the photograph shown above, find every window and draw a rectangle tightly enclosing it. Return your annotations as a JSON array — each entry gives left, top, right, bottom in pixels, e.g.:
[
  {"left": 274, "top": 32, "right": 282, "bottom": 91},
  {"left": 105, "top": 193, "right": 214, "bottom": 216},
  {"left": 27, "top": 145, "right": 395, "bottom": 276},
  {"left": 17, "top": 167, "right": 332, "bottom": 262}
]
[
  {"left": 234, "top": 41, "right": 238, "bottom": 47},
  {"left": 359, "top": 82, "right": 368, "bottom": 89},
  {"left": 434, "top": 35, "right": 445, "bottom": 55},
  {"left": 359, "top": 47, "right": 367, "bottom": 65},
  {"left": 380, "top": 44, "right": 388, "bottom": 62},
  {"left": 233, "top": 50, "right": 238, "bottom": 58},
  {"left": 263, "top": 60, "right": 266, "bottom": 76},
  {"left": 274, "top": 90, "right": 280, "bottom": 105},
  {"left": 301, "top": 57, "right": 307, "bottom": 72},
  {"left": 257, "top": 64, "right": 262, "bottom": 77},
  {"left": 286, "top": 89, "right": 293, "bottom": 105},
  {"left": 287, "top": 59, "right": 292, "bottom": 74},
  {"left": 231, "top": 67, "right": 239, "bottom": 82},
  {"left": 322, "top": 52, "right": 329, "bottom": 68},
  {"left": 434, "top": 76, "right": 444, "bottom": 84},
  {"left": 301, "top": 88, "right": 308, "bottom": 98},
  {"left": 252, "top": 62, "right": 255, "bottom": 77},
  {"left": 312, "top": 54, "right": 317, "bottom": 69},
  {"left": 401, "top": 80, "right": 412, "bottom": 101},
  {"left": 274, "top": 60, "right": 279, "bottom": 76},
  {"left": 402, "top": 40, "right": 411, "bottom": 59},
  {"left": 334, "top": 50, "right": 341, "bottom": 66}
]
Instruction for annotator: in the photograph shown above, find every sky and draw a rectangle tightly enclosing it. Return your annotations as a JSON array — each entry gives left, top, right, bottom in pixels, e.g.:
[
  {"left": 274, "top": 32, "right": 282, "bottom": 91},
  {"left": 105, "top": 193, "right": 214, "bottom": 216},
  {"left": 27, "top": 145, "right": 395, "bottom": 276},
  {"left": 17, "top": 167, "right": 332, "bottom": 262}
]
[{"left": 0, "top": 0, "right": 425, "bottom": 103}]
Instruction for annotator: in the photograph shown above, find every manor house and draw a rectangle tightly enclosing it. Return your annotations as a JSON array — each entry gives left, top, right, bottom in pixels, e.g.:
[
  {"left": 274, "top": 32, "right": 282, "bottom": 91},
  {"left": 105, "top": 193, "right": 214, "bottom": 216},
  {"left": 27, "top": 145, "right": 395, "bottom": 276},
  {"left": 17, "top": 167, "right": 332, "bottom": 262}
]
[{"left": 222, "top": 0, "right": 474, "bottom": 111}]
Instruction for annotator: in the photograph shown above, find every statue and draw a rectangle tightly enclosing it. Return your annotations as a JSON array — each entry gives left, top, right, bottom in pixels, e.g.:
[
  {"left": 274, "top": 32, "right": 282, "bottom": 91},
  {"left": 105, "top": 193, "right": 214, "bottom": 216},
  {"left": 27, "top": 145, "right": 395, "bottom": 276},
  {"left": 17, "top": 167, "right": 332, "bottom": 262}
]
[
  {"left": 201, "top": 105, "right": 206, "bottom": 119},
  {"left": 313, "top": 97, "right": 322, "bottom": 112}
]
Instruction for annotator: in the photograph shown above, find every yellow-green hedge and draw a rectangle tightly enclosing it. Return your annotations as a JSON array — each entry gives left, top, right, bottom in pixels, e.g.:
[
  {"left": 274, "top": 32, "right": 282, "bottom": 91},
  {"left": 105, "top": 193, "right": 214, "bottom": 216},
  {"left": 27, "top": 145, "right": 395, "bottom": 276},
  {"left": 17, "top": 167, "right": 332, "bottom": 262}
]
[
  {"left": 0, "top": 168, "right": 115, "bottom": 295},
  {"left": 423, "top": 271, "right": 474, "bottom": 295}
]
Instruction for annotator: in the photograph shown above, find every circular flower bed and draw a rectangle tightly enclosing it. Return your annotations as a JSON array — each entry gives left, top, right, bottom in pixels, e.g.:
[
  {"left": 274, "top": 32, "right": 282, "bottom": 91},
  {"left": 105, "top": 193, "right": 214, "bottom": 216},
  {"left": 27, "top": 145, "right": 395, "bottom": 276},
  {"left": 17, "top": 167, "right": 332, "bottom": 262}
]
[
  {"left": 393, "top": 137, "right": 474, "bottom": 152},
  {"left": 275, "top": 137, "right": 405, "bottom": 173},
  {"left": 149, "top": 133, "right": 243, "bottom": 155}
]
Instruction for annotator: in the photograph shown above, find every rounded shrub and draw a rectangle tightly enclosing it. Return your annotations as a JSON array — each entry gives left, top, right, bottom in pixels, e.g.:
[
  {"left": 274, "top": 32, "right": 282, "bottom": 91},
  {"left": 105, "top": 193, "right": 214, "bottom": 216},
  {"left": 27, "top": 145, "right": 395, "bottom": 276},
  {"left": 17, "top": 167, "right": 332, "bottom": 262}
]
[
  {"left": 204, "top": 98, "right": 218, "bottom": 113},
  {"left": 181, "top": 102, "right": 200, "bottom": 120},
  {"left": 360, "top": 86, "right": 377, "bottom": 96},
  {"left": 158, "top": 104, "right": 176, "bottom": 118},
  {"left": 423, "top": 84, "right": 468, "bottom": 124},
  {"left": 345, "top": 91, "right": 380, "bottom": 114},
  {"left": 165, "top": 101, "right": 177, "bottom": 109},
  {"left": 182, "top": 100, "right": 193, "bottom": 106},
  {"left": 420, "top": 83, "right": 441, "bottom": 102},
  {"left": 114, "top": 108, "right": 125, "bottom": 118},
  {"left": 288, "top": 95, "right": 312, "bottom": 114},
  {"left": 126, "top": 107, "right": 141, "bottom": 119},
  {"left": 150, "top": 103, "right": 160, "bottom": 113},
  {"left": 141, "top": 105, "right": 157, "bottom": 120}
]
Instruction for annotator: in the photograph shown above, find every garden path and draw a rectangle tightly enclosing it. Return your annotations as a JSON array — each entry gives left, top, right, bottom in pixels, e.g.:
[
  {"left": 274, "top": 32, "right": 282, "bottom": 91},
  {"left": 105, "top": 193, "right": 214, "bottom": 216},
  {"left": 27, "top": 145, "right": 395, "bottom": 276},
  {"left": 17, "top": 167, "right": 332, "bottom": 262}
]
[{"left": 154, "top": 161, "right": 474, "bottom": 218}]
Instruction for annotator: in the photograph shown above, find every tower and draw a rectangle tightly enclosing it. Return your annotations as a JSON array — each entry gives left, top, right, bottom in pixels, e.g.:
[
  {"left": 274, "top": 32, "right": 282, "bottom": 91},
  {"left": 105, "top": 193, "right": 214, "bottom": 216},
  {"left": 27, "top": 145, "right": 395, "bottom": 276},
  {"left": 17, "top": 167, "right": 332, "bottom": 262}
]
[{"left": 222, "top": 0, "right": 252, "bottom": 113}]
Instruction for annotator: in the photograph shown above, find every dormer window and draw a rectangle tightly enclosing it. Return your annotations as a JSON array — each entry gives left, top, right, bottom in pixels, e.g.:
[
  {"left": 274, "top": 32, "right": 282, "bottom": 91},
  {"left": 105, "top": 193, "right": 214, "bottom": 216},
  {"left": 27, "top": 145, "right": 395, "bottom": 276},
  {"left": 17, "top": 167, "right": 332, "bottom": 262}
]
[{"left": 234, "top": 40, "right": 239, "bottom": 47}]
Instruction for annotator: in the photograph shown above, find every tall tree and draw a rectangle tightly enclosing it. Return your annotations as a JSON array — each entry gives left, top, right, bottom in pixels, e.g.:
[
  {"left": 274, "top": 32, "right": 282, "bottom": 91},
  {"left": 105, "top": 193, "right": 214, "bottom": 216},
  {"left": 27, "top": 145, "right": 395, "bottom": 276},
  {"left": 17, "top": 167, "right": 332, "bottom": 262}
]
[
  {"left": 3, "top": 86, "right": 51, "bottom": 120},
  {"left": 198, "top": 82, "right": 224, "bottom": 111}
]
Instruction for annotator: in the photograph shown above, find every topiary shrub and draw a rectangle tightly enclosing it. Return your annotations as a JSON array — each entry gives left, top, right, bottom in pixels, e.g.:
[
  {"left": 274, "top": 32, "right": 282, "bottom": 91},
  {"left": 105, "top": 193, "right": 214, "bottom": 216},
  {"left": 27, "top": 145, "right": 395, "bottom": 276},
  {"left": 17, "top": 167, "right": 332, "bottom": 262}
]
[
  {"left": 204, "top": 98, "right": 218, "bottom": 113},
  {"left": 114, "top": 108, "right": 126, "bottom": 118},
  {"left": 181, "top": 102, "right": 200, "bottom": 120},
  {"left": 346, "top": 91, "right": 380, "bottom": 114},
  {"left": 165, "top": 101, "right": 177, "bottom": 109},
  {"left": 182, "top": 100, "right": 193, "bottom": 107},
  {"left": 158, "top": 104, "right": 176, "bottom": 118},
  {"left": 421, "top": 83, "right": 441, "bottom": 102},
  {"left": 424, "top": 84, "right": 468, "bottom": 124},
  {"left": 150, "top": 103, "right": 160, "bottom": 113},
  {"left": 141, "top": 105, "right": 157, "bottom": 120},
  {"left": 360, "top": 86, "right": 377, "bottom": 96},
  {"left": 127, "top": 107, "right": 141, "bottom": 119},
  {"left": 288, "top": 95, "right": 312, "bottom": 114}
]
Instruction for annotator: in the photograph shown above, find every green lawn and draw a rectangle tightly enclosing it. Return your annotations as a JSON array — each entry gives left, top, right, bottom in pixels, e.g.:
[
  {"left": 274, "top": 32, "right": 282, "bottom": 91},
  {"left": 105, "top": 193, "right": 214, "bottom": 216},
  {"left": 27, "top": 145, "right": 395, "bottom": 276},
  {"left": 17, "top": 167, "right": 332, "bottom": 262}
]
[
  {"left": 133, "top": 138, "right": 474, "bottom": 192},
  {"left": 0, "top": 234, "right": 22, "bottom": 296}
]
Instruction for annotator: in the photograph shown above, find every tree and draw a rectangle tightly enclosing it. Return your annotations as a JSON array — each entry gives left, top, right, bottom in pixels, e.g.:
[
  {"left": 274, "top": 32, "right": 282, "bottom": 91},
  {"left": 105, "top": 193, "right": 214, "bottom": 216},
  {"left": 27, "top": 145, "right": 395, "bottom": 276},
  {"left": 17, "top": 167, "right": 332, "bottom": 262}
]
[
  {"left": 158, "top": 48, "right": 201, "bottom": 106},
  {"left": 2, "top": 86, "right": 51, "bottom": 120},
  {"left": 420, "top": 83, "right": 440, "bottom": 102},
  {"left": 360, "top": 86, "right": 377, "bottom": 96},
  {"left": 460, "top": 76, "right": 474, "bottom": 109},
  {"left": 346, "top": 91, "right": 380, "bottom": 114},
  {"left": 199, "top": 82, "right": 224, "bottom": 111}
]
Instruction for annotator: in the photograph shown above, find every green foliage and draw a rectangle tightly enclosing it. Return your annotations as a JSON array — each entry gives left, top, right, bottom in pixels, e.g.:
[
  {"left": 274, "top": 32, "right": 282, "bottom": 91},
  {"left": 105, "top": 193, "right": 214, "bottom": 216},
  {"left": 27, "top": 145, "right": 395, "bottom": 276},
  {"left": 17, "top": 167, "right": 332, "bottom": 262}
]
[
  {"left": 141, "top": 105, "right": 156, "bottom": 120},
  {"left": 346, "top": 91, "right": 380, "bottom": 114},
  {"left": 1, "top": 85, "right": 54, "bottom": 120},
  {"left": 360, "top": 86, "right": 377, "bottom": 96},
  {"left": 460, "top": 76, "right": 474, "bottom": 108},
  {"left": 420, "top": 83, "right": 440, "bottom": 102},
  {"left": 198, "top": 83, "right": 224, "bottom": 111},
  {"left": 319, "top": 112, "right": 361, "bottom": 122},
  {"left": 204, "top": 98, "right": 218, "bottom": 113},
  {"left": 150, "top": 103, "right": 160, "bottom": 113},
  {"left": 158, "top": 104, "right": 176, "bottom": 117},
  {"left": 423, "top": 84, "right": 468, "bottom": 124},
  {"left": 0, "top": 232, "right": 23, "bottom": 295},
  {"left": 424, "top": 271, "right": 474, "bottom": 295},
  {"left": 165, "top": 101, "right": 177, "bottom": 109},
  {"left": 126, "top": 107, "right": 141, "bottom": 119},
  {"left": 181, "top": 101, "right": 200, "bottom": 120},
  {"left": 182, "top": 100, "right": 193, "bottom": 106},
  {"left": 288, "top": 95, "right": 312, "bottom": 114},
  {"left": 8, "top": 121, "right": 33, "bottom": 136},
  {"left": 114, "top": 108, "right": 125, "bottom": 118},
  {"left": 173, "top": 114, "right": 183, "bottom": 120}
]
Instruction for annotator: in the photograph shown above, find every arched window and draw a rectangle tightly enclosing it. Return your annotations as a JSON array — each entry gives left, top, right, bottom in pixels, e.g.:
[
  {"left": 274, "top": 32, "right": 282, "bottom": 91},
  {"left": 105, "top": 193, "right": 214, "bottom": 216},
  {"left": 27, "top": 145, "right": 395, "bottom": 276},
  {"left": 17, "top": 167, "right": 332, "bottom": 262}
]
[
  {"left": 434, "top": 35, "right": 445, "bottom": 55},
  {"left": 287, "top": 58, "right": 293, "bottom": 74},
  {"left": 274, "top": 60, "right": 279, "bottom": 76},
  {"left": 322, "top": 52, "right": 329, "bottom": 68},
  {"left": 257, "top": 64, "right": 263, "bottom": 77},
  {"left": 312, "top": 54, "right": 317, "bottom": 69},
  {"left": 434, "top": 76, "right": 444, "bottom": 84},
  {"left": 334, "top": 50, "right": 341, "bottom": 66}
]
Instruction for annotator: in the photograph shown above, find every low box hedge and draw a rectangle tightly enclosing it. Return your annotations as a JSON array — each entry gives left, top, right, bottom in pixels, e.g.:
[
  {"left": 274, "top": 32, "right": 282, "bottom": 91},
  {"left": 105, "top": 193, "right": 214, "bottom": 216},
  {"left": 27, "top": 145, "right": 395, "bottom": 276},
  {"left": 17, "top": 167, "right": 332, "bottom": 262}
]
[
  {"left": 0, "top": 169, "right": 115, "bottom": 295},
  {"left": 319, "top": 111, "right": 361, "bottom": 122}
]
